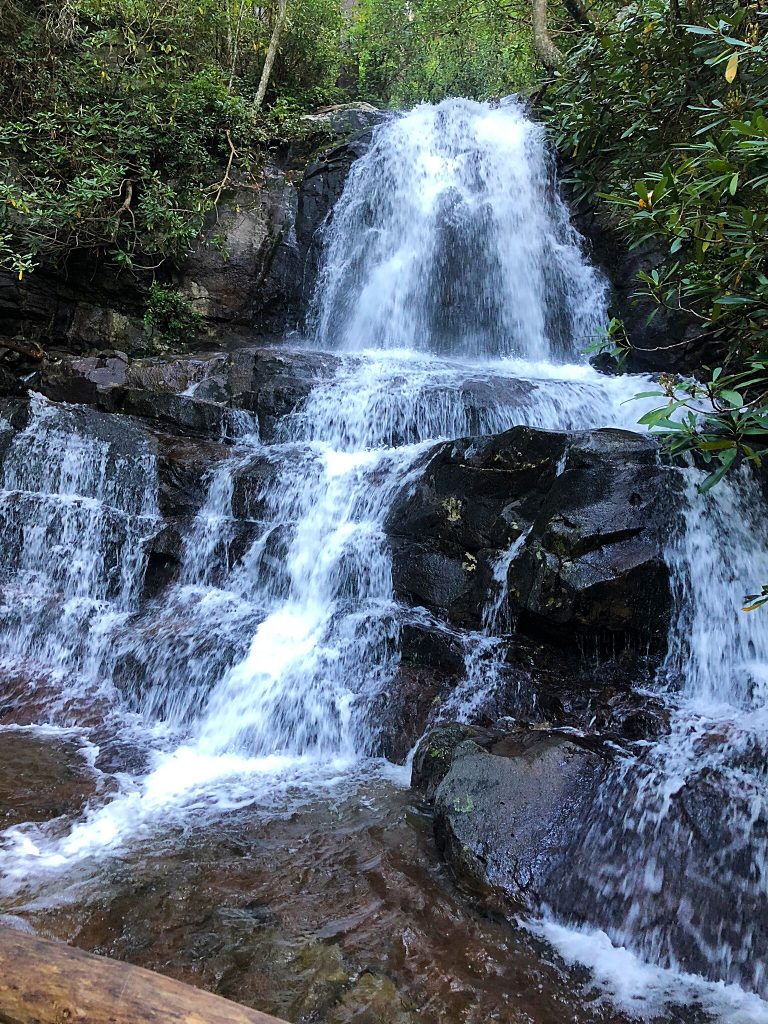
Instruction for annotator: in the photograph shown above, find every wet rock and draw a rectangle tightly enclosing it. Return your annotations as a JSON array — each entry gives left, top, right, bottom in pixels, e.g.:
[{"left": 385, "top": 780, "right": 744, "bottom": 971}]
[
  {"left": 296, "top": 110, "right": 389, "bottom": 300},
  {"left": 411, "top": 723, "right": 501, "bottom": 801},
  {"left": 507, "top": 429, "right": 673, "bottom": 647},
  {"left": 289, "top": 942, "right": 350, "bottom": 1021},
  {"left": 155, "top": 434, "right": 231, "bottom": 518},
  {"left": 32, "top": 346, "right": 340, "bottom": 442},
  {"left": 571, "top": 202, "right": 712, "bottom": 375},
  {"left": 550, "top": 732, "right": 768, "bottom": 993},
  {"left": 431, "top": 729, "right": 605, "bottom": 912},
  {"left": 370, "top": 618, "right": 475, "bottom": 764},
  {"left": 142, "top": 523, "right": 185, "bottom": 597},
  {"left": 0, "top": 729, "right": 100, "bottom": 827},
  {"left": 0, "top": 366, "right": 27, "bottom": 397},
  {"left": 179, "top": 173, "right": 298, "bottom": 336},
  {"left": 387, "top": 425, "right": 674, "bottom": 649},
  {"left": 225, "top": 347, "right": 341, "bottom": 439}
]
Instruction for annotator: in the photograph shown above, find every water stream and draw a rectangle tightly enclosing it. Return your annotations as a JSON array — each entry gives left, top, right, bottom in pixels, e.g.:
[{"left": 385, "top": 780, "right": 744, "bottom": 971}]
[{"left": 1, "top": 98, "right": 767, "bottom": 1023}]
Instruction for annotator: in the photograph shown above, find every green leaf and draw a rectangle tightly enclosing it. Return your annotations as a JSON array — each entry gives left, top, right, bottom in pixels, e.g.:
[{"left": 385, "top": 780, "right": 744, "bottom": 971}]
[
  {"left": 698, "top": 459, "right": 732, "bottom": 492},
  {"left": 719, "top": 390, "right": 744, "bottom": 407}
]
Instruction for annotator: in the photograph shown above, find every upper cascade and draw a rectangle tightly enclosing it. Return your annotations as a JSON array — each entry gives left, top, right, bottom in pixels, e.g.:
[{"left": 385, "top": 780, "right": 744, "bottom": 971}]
[{"left": 309, "top": 97, "right": 607, "bottom": 361}]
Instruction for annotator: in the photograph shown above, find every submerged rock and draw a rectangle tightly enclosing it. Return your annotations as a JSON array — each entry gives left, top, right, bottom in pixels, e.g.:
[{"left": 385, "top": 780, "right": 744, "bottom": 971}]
[{"left": 0, "top": 729, "right": 100, "bottom": 827}]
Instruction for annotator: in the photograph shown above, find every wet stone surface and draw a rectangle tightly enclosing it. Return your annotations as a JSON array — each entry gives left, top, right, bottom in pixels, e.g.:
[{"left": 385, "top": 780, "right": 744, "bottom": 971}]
[
  {"left": 0, "top": 727, "right": 100, "bottom": 829},
  {"left": 2, "top": 776, "right": 687, "bottom": 1024}
]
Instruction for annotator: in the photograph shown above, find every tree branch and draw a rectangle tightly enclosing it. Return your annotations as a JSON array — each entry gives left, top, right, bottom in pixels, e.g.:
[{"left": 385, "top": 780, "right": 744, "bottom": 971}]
[{"left": 0, "top": 336, "right": 45, "bottom": 362}]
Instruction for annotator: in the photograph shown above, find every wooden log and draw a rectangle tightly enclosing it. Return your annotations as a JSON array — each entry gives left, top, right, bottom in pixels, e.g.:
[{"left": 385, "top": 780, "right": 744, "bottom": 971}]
[{"left": 0, "top": 926, "right": 291, "bottom": 1024}]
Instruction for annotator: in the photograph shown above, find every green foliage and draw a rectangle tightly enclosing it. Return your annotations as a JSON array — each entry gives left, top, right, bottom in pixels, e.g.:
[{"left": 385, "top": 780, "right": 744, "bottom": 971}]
[
  {"left": 547, "top": 0, "right": 768, "bottom": 367},
  {"left": 143, "top": 283, "right": 203, "bottom": 346},
  {"left": 351, "top": 0, "right": 538, "bottom": 106},
  {"left": 0, "top": 0, "right": 348, "bottom": 279},
  {"left": 550, "top": 2, "right": 768, "bottom": 606},
  {"left": 0, "top": 0, "right": 541, "bottom": 278},
  {"left": 633, "top": 356, "right": 768, "bottom": 487},
  {"left": 584, "top": 316, "right": 631, "bottom": 368}
]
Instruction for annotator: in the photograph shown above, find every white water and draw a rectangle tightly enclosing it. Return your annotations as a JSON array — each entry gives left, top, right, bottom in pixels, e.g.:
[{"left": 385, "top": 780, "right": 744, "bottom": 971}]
[
  {"left": 0, "top": 97, "right": 767, "bottom": 1021},
  {"left": 311, "top": 99, "right": 606, "bottom": 360}
]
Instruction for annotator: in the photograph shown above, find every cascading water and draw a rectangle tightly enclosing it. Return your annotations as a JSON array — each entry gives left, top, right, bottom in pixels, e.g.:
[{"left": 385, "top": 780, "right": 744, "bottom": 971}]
[
  {"left": 547, "top": 465, "right": 768, "bottom": 997},
  {"left": 310, "top": 99, "right": 606, "bottom": 360},
  {"left": 1, "top": 96, "right": 767, "bottom": 1022}
]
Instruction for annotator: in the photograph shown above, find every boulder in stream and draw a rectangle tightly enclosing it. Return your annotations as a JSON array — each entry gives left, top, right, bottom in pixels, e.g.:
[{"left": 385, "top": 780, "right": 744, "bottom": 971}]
[
  {"left": 415, "top": 724, "right": 606, "bottom": 914},
  {"left": 387, "top": 425, "right": 674, "bottom": 650}
]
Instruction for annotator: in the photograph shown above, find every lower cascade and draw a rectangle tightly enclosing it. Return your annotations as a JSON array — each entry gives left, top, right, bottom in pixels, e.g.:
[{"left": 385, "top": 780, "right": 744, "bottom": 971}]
[{"left": 1, "top": 97, "right": 767, "bottom": 1023}]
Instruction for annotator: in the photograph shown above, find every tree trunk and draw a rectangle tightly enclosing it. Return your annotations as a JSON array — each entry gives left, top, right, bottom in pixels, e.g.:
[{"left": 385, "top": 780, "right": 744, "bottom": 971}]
[
  {"left": 0, "top": 926, "right": 289, "bottom": 1024},
  {"left": 254, "top": 0, "right": 288, "bottom": 112},
  {"left": 532, "top": 0, "right": 563, "bottom": 70}
]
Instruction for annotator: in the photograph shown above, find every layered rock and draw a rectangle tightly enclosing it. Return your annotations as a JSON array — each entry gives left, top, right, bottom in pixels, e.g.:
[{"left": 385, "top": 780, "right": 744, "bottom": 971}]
[
  {"left": 386, "top": 425, "right": 674, "bottom": 649},
  {"left": 30, "top": 346, "right": 340, "bottom": 441}
]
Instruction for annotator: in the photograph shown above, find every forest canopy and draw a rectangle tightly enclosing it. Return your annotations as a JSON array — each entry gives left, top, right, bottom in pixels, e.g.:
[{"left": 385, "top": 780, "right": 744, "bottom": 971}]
[{"left": 0, "top": 0, "right": 541, "bottom": 281}]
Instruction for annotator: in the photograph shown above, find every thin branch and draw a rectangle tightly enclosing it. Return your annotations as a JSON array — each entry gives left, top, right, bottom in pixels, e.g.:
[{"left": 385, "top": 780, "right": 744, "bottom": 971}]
[{"left": 209, "top": 131, "right": 238, "bottom": 208}]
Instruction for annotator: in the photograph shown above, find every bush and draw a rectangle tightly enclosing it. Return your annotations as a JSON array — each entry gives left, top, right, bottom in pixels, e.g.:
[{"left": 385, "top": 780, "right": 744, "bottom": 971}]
[
  {"left": 0, "top": 0, "right": 349, "bottom": 279},
  {"left": 143, "top": 283, "right": 203, "bottom": 347},
  {"left": 545, "top": 0, "right": 768, "bottom": 369}
]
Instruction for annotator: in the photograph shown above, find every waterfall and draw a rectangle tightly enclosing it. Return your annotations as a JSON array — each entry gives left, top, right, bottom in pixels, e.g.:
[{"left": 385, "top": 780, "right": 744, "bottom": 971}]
[
  {"left": 547, "top": 466, "right": 768, "bottom": 996},
  {"left": 1, "top": 96, "right": 767, "bottom": 1020},
  {"left": 0, "top": 395, "right": 158, "bottom": 680},
  {"left": 310, "top": 98, "right": 606, "bottom": 360}
]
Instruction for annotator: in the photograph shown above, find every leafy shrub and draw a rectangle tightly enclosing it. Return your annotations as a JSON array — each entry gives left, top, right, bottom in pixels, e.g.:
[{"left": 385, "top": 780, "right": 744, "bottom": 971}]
[
  {"left": 143, "top": 283, "right": 203, "bottom": 347},
  {"left": 547, "top": 1, "right": 768, "bottom": 604},
  {"left": 546, "top": 0, "right": 768, "bottom": 368}
]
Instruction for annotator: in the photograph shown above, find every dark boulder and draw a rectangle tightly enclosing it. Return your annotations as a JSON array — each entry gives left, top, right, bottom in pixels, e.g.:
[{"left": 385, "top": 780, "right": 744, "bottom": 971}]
[
  {"left": 386, "top": 425, "right": 674, "bottom": 649},
  {"left": 550, "top": 725, "right": 768, "bottom": 994},
  {"left": 411, "top": 723, "right": 501, "bottom": 801},
  {"left": 507, "top": 429, "right": 674, "bottom": 648},
  {"left": 295, "top": 109, "right": 390, "bottom": 299},
  {"left": 225, "top": 347, "right": 341, "bottom": 439},
  {"left": 428, "top": 727, "right": 606, "bottom": 912},
  {"left": 155, "top": 434, "right": 232, "bottom": 518}
]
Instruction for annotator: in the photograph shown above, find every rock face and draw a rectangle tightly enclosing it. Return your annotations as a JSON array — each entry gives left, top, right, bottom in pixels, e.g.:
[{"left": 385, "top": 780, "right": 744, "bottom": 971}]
[
  {"left": 0, "top": 104, "right": 384, "bottom": 360},
  {"left": 571, "top": 202, "right": 711, "bottom": 374},
  {"left": 414, "top": 725, "right": 606, "bottom": 912},
  {"left": 31, "top": 346, "right": 341, "bottom": 442},
  {"left": 386, "top": 425, "right": 674, "bottom": 649}
]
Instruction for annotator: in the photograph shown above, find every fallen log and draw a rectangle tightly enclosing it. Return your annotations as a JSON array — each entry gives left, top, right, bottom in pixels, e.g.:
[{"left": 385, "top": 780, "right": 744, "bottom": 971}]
[{"left": 0, "top": 925, "right": 290, "bottom": 1024}]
